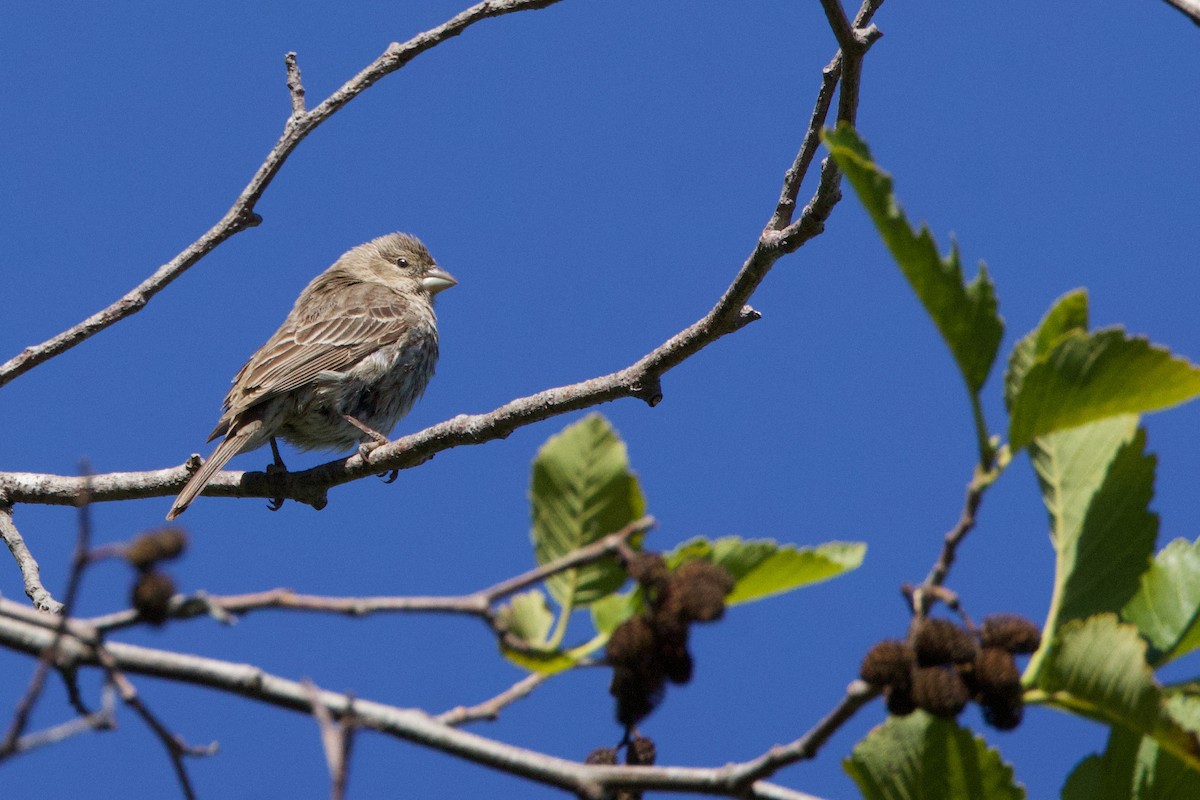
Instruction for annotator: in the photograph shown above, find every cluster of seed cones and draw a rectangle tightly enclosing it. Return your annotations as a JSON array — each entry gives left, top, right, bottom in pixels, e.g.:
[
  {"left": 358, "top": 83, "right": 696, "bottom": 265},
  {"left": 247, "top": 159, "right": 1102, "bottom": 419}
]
[
  {"left": 124, "top": 527, "right": 188, "bottom": 624},
  {"left": 584, "top": 736, "right": 657, "bottom": 800},
  {"left": 607, "top": 553, "right": 735, "bottom": 727},
  {"left": 860, "top": 614, "right": 1040, "bottom": 730}
]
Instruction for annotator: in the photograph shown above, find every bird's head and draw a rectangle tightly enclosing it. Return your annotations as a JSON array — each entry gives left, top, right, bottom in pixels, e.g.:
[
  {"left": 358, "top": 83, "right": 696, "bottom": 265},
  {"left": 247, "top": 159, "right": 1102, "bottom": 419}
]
[{"left": 352, "top": 232, "right": 457, "bottom": 297}]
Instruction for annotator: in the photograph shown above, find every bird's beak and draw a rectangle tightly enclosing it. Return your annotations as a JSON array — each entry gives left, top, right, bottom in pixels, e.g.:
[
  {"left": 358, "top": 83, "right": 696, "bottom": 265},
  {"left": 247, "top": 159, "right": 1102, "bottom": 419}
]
[{"left": 422, "top": 266, "right": 457, "bottom": 295}]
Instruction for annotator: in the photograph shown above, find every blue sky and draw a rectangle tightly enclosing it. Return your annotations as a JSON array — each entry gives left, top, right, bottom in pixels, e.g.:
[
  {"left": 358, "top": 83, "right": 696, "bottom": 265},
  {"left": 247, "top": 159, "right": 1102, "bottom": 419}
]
[{"left": 2, "top": 2, "right": 1199, "bottom": 798}]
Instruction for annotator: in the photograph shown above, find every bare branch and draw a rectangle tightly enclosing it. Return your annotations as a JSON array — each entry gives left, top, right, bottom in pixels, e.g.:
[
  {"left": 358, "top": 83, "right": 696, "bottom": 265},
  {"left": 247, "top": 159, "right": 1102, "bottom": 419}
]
[
  {"left": 0, "top": 601, "right": 830, "bottom": 800},
  {"left": 0, "top": 0, "right": 567, "bottom": 390},
  {"left": 84, "top": 516, "right": 655, "bottom": 633},
  {"left": 284, "top": 52, "right": 306, "bottom": 116},
  {"left": 437, "top": 673, "right": 548, "bottom": 726},
  {"left": 91, "top": 642, "right": 217, "bottom": 800},
  {"left": 304, "top": 680, "right": 355, "bottom": 800},
  {"left": 0, "top": 472, "right": 94, "bottom": 756},
  {"left": 0, "top": 504, "right": 62, "bottom": 613},
  {"left": 733, "top": 680, "right": 879, "bottom": 783},
  {"left": 2, "top": 684, "right": 116, "bottom": 759},
  {"left": 0, "top": 1, "right": 885, "bottom": 516}
]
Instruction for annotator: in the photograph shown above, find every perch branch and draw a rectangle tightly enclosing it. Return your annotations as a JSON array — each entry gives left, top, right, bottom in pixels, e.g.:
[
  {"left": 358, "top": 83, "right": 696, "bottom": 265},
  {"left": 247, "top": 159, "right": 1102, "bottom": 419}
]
[
  {"left": 0, "top": 0, "right": 567, "bottom": 390},
  {"left": 0, "top": 0, "right": 884, "bottom": 514},
  {"left": 0, "top": 601, "right": 835, "bottom": 800}
]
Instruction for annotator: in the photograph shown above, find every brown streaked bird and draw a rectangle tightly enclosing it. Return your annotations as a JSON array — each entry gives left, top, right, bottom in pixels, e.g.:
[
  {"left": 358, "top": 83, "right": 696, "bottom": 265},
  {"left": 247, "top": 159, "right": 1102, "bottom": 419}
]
[{"left": 167, "top": 233, "right": 456, "bottom": 520}]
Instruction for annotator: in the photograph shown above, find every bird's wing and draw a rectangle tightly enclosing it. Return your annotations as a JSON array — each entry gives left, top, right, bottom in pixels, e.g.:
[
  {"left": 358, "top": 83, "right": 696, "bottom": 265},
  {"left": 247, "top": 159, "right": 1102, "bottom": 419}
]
[{"left": 220, "top": 283, "right": 417, "bottom": 415}]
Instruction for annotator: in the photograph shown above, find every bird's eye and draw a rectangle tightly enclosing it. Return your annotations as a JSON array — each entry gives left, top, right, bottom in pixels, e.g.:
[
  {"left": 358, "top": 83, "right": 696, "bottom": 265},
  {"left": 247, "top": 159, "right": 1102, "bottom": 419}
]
[{"left": 395, "top": 257, "right": 409, "bottom": 267}]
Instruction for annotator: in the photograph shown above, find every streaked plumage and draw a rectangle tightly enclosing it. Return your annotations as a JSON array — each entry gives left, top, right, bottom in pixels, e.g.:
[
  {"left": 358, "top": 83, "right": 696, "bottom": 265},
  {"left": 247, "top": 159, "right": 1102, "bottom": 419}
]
[{"left": 167, "top": 233, "right": 455, "bottom": 519}]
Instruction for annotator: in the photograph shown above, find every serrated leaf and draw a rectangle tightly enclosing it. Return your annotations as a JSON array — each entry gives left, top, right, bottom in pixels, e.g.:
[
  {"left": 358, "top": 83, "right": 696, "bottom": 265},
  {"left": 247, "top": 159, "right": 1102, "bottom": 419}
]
[
  {"left": 844, "top": 712, "right": 1025, "bottom": 800},
  {"left": 1005, "top": 289, "right": 1089, "bottom": 411},
  {"left": 823, "top": 124, "right": 1004, "bottom": 394},
  {"left": 1009, "top": 328, "right": 1200, "bottom": 450},
  {"left": 1037, "top": 615, "right": 1161, "bottom": 730},
  {"left": 530, "top": 413, "right": 646, "bottom": 608},
  {"left": 1034, "top": 616, "right": 1200, "bottom": 771},
  {"left": 1123, "top": 538, "right": 1200, "bottom": 666},
  {"left": 1063, "top": 725, "right": 1200, "bottom": 800},
  {"left": 1027, "top": 416, "right": 1157, "bottom": 660},
  {"left": 665, "top": 537, "right": 865, "bottom": 605}
]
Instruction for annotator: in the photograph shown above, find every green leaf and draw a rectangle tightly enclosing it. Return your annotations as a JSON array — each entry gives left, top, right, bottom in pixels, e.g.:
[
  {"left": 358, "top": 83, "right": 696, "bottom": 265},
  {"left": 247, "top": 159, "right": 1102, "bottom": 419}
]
[
  {"left": 1063, "top": 725, "right": 1200, "bottom": 800},
  {"left": 495, "top": 590, "right": 612, "bottom": 675},
  {"left": 1036, "top": 615, "right": 1161, "bottom": 730},
  {"left": 530, "top": 413, "right": 646, "bottom": 608},
  {"left": 1123, "top": 537, "right": 1200, "bottom": 666},
  {"left": 496, "top": 589, "right": 555, "bottom": 648},
  {"left": 590, "top": 590, "right": 641, "bottom": 636},
  {"left": 823, "top": 124, "right": 1004, "bottom": 394},
  {"left": 1005, "top": 289, "right": 1089, "bottom": 411},
  {"left": 1027, "top": 416, "right": 1157, "bottom": 664},
  {"left": 844, "top": 712, "right": 1025, "bottom": 800},
  {"left": 1009, "top": 328, "right": 1200, "bottom": 450},
  {"left": 1033, "top": 615, "right": 1200, "bottom": 772},
  {"left": 588, "top": 538, "right": 865, "bottom": 636},
  {"left": 665, "top": 537, "right": 866, "bottom": 605}
]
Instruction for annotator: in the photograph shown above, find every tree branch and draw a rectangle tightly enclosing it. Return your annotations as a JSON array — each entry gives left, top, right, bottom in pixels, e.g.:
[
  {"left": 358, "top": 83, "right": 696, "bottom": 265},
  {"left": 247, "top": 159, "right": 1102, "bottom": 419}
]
[
  {"left": 0, "top": 0, "right": 884, "bottom": 513},
  {"left": 0, "top": 0, "right": 567, "bottom": 390},
  {"left": 0, "top": 601, "right": 830, "bottom": 800},
  {"left": 0, "top": 504, "right": 62, "bottom": 613},
  {"left": 83, "top": 516, "right": 654, "bottom": 632}
]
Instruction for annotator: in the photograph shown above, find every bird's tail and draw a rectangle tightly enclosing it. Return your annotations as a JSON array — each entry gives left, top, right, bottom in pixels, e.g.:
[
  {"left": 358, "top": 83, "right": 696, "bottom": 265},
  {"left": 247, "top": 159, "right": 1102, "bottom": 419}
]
[{"left": 166, "top": 426, "right": 258, "bottom": 520}]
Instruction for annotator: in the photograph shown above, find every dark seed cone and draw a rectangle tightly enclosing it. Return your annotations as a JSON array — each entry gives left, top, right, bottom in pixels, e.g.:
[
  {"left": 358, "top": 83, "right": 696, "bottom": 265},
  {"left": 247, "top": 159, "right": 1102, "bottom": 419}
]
[
  {"left": 660, "top": 640, "right": 694, "bottom": 685},
  {"left": 885, "top": 685, "right": 917, "bottom": 716},
  {"left": 131, "top": 571, "right": 176, "bottom": 625},
  {"left": 612, "top": 665, "right": 666, "bottom": 727},
  {"left": 627, "top": 553, "right": 672, "bottom": 596},
  {"left": 912, "top": 665, "right": 969, "bottom": 719},
  {"left": 969, "top": 647, "right": 1022, "bottom": 701},
  {"left": 671, "top": 560, "right": 734, "bottom": 622},
  {"left": 982, "top": 695, "right": 1024, "bottom": 731},
  {"left": 608, "top": 616, "right": 656, "bottom": 666},
  {"left": 125, "top": 527, "right": 189, "bottom": 570},
  {"left": 585, "top": 747, "right": 618, "bottom": 765},
  {"left": 912, "top": 618, "right": 978, "bottom": 666},
  {"left": 981, "top": 614, "right": 1042, "bottom": 655},
  {"left": 860, "top": 640, "right": 915, "bottom": 689},
  {"left": 626, "top": 735, "right": 657, "bottom": 766}
]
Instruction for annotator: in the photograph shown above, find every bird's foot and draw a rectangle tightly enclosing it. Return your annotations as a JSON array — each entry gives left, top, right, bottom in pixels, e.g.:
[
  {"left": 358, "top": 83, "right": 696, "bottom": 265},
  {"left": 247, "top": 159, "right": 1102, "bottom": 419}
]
[
  {"left": 266, "top": 438, "right": 288, "bottom": 511},
  {"left": 377, "top": 469, "right": 399, "bottom": 484}
]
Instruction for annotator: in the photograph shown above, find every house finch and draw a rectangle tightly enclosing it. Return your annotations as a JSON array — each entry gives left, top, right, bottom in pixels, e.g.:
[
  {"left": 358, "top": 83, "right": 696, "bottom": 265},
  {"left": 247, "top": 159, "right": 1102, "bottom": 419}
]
[{"left": 166, "top": 233, "right": 456, "bottom": 520}]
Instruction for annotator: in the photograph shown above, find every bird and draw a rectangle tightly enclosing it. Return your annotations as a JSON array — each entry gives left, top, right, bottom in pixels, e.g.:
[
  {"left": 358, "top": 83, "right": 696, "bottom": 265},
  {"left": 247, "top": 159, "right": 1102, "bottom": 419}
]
[{"left": 166, "top": 232, "right": 456, "bottom": 520}]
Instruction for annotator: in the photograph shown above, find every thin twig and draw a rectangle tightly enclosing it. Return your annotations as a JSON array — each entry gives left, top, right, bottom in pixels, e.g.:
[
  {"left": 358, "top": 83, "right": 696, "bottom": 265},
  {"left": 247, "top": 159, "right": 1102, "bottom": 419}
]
[
  {"left": 285, "top": 52, "right": 307, "bottom": 116},
  {"left": 0, "top": 602, "right": 830, "bottom": 800},
  {"left": 304, "top": 680, "right": 355, "bottom": 800},
  {"left": 731, "top": 680, "right": 879, "bottom": 783},
  {"left": 0, "top": 0, "right": 885, "bottom": 515},
  {"left": 437, "top": 673, "right": 549, "bottom": 726},
  {"left": 912, "top": 464, "right": 991, "bottom": 614},
  {"left": 83, "top": 516, "right": 655, "bottom": 632},
  {"left": 0, "top": 504, "right": 62, "bottom": 613},
  {"left": 0, "top": 0, "right": 567, "bottom": 390},
  {"left": 0, "top": 470, "right": 94, "bottom": 756},
  {"left": 92, "top": 641, "right": 217, "bottom": 800},
  {"left": 3, "top": 684, "right": 117, "bottom": 758}
]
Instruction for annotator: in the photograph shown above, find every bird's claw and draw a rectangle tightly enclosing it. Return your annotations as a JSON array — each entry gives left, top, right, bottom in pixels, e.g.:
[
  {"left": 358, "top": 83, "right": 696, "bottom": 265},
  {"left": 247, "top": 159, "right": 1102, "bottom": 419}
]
[
  {"left": 378, "top": 469, "right": 399, "bottom": 484},
  {"left": 267, "top": 497, "right": 285, "bottom": 512}
]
